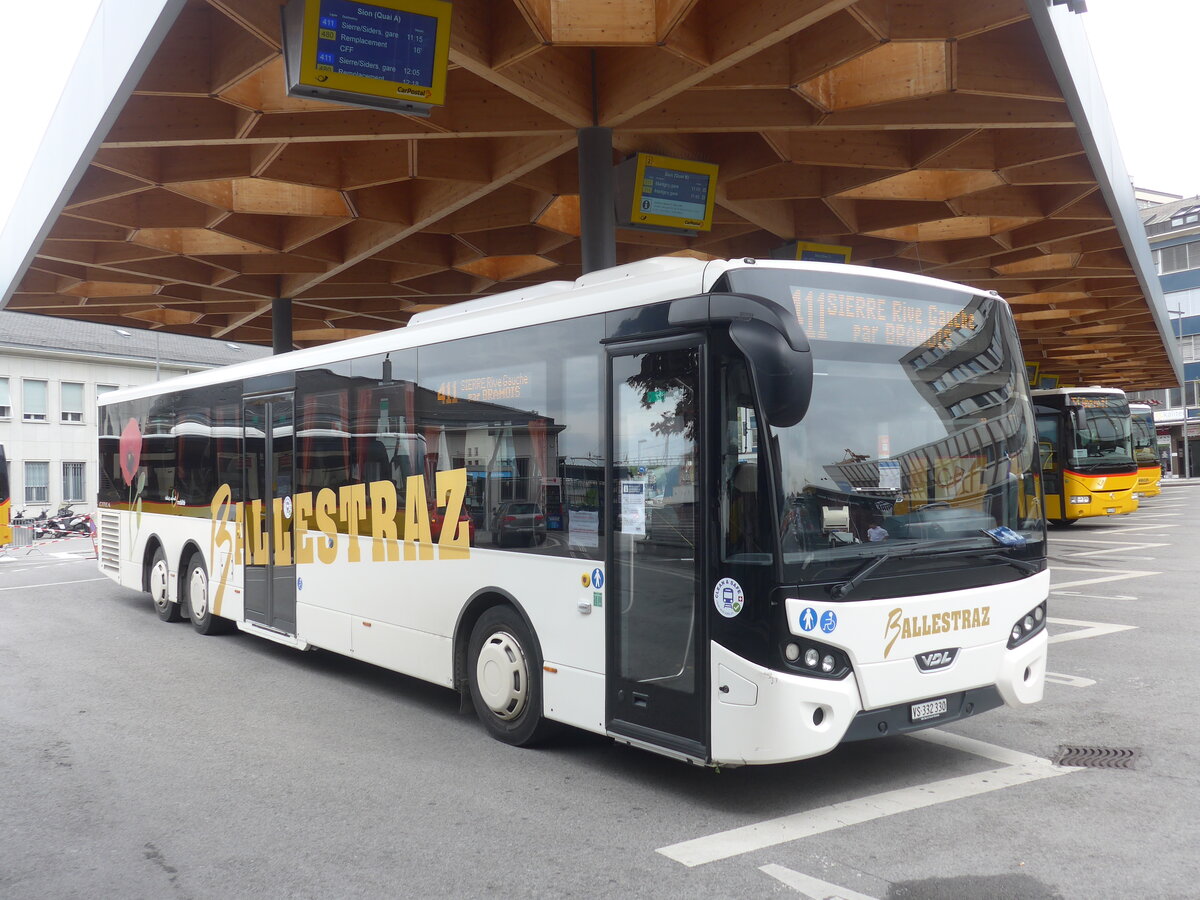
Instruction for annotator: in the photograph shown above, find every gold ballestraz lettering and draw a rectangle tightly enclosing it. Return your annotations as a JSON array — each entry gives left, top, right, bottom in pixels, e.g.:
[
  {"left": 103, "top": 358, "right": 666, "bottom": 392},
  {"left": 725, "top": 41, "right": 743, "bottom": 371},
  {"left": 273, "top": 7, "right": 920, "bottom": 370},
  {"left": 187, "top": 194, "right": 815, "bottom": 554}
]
[
  {"left": 884, "top": 605, "right": 992, "bottom": 658},
  {"left": 209, "top": 469, "right": 471, "bottom": 566}
]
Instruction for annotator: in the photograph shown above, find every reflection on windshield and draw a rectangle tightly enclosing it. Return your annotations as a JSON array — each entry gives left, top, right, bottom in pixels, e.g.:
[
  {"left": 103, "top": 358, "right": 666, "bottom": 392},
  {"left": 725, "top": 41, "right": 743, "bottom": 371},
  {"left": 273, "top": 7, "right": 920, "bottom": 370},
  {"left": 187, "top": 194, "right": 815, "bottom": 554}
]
[
  {"left": 1131, "top": 410, "right": 1157, "bottom": 464},
  {"left": 1072, "top": 398, "right": 1135, "bottom": 467},
  {"left": 771, "top": 285, "right": 1045, "bottom": 575}
]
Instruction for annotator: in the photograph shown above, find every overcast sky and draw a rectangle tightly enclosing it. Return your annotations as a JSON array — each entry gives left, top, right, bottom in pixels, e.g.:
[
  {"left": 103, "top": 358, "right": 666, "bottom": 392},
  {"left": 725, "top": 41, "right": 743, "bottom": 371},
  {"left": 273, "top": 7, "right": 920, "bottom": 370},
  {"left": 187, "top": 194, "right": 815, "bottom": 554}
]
[{"left": 1, "top": 0, "right": 1196, "bottom": 236}]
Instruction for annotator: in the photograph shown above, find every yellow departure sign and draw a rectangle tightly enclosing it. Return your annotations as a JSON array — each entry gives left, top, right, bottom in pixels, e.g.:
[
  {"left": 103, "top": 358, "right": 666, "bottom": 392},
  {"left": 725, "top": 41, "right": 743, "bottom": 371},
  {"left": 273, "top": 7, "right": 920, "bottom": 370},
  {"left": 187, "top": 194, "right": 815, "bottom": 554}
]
[{"left": 283, "top": 0, "right": 452, "bottom": 114}]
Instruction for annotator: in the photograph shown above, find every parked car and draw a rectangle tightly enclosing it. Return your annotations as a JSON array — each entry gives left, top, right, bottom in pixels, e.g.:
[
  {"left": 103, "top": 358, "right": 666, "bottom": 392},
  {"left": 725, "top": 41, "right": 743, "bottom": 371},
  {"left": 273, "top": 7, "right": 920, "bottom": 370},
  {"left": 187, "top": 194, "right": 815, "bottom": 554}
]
[
  {"left": 430, "top": 505, "right": 476, "bottom": 545},
  {"left": 492, "top": 501, "right": 546, "bottom": 547}
]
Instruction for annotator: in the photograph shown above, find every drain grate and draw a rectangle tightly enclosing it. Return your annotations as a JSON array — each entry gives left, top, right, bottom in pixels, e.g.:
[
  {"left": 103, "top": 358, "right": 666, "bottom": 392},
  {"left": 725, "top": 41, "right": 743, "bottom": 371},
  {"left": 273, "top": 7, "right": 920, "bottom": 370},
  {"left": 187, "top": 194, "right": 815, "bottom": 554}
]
[{"left": 1052, "top": 745, "right": 1139, "bottom": 769}]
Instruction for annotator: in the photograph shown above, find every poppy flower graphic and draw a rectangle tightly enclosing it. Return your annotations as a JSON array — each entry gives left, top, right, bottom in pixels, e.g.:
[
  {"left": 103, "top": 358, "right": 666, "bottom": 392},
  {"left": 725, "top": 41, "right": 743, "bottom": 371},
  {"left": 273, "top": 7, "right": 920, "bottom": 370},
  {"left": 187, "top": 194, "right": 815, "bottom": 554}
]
[{"left": 119, "top": 418, "right": 143, "bottom": 485}]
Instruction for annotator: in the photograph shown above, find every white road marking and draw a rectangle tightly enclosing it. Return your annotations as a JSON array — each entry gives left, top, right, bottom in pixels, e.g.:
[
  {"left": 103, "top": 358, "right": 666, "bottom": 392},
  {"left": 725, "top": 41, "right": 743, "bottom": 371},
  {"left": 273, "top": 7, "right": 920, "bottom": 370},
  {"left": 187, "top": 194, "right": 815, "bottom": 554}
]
[
  {"left": 1045, "top": 672, "right": 1097, "bottom": 688},
  {"left": 0, "top": 576, "right": 108, "bottom": 592},
  {"left": 759, "top": 864, "right": 880, "bottom": 900},
  {"left": 1047, "top": 539, "right": 1168, "bottom": 558},
  {"left": 1047, "top": 616, "right": 1136, "bottom": 644},
  {"left": 1102, "top": 524, "right": 1179, "bottom": 534},
  {"left": 1052, "top": 590, "right": 1138, "bottom": 601},
  {"left": 1049, "top": 565, "right": 1158, "bottom": 590},
  {"left": 657, "top": 732, "right": 1077, "bottom": 867}
]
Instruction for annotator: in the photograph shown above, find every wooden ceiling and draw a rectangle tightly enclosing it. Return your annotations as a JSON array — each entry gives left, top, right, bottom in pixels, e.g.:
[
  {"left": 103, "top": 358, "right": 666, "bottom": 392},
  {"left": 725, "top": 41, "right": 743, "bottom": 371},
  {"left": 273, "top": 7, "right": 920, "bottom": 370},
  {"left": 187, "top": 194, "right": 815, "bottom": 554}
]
[{"left": 6, "top": 0, "right": 1176, "bottom": 388}]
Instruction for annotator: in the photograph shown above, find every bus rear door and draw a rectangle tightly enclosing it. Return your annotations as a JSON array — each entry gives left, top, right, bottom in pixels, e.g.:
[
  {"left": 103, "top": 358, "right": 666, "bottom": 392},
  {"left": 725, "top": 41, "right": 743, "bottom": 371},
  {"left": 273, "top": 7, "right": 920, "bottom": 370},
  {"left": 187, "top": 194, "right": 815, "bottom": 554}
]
[{"left": 243, "top": 394, "right": 297, "bottom": 634}]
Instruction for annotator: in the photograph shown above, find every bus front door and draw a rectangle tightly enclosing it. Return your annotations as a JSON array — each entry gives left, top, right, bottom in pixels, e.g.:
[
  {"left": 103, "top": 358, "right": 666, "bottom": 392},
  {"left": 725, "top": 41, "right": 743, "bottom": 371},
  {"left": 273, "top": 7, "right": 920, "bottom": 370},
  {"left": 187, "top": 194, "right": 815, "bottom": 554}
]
[
  {"left": 607, "top": 342, "right": 707, "bottom": 760},
  {"left": 242, "top": 394, "right": 296, "bottom": 634}
]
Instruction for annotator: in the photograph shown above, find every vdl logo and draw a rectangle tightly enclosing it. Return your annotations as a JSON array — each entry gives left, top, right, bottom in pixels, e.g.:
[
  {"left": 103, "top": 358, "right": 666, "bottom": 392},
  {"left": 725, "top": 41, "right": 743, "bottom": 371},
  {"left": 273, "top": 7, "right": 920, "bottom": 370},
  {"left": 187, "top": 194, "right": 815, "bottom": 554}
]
[{"left": 915, "top": 647, "right": 959, "bottom": 672}]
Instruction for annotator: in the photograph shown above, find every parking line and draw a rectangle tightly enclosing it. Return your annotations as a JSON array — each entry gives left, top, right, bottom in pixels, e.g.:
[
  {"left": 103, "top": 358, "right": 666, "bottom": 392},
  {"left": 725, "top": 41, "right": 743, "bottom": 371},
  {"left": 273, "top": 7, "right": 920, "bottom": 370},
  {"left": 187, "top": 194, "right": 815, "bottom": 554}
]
[
  {"left": 759, "top": 864, "right": 880, "bottom": 899},
  {"left": 656, "top": 733, "right": 1076, "bottom": 867},
  {"left": 1047, "top": 616, "right": 1136, "bottom": 644},
  {"left": 1045, "top": 672, "right": 1097, "bottom": 688},
  {"left": 0, "top": 577, "right": 108, "bottom": 592},
  {"left": 1049, "top": 565, "right": 1158, "bottom": 590}
]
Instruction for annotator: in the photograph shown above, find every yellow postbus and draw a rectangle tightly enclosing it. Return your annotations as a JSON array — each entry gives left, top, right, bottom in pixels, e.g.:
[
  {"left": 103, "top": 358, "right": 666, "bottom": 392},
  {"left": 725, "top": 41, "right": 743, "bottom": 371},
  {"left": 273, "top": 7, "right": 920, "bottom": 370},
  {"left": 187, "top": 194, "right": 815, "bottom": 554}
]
[
  {"left": 1032, "top": 387, "right": 1138, "bottom": 525},
  {"left": 1129, "top": 402, "right": 1162, "bottom": 497}
]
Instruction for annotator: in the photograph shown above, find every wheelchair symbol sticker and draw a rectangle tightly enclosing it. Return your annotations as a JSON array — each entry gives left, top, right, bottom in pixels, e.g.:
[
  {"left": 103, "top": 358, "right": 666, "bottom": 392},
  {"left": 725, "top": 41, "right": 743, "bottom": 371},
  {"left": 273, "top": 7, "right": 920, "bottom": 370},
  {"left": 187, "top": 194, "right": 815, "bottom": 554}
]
[{"left": 820, "top": 610, "right": 838, "bottom": 633}]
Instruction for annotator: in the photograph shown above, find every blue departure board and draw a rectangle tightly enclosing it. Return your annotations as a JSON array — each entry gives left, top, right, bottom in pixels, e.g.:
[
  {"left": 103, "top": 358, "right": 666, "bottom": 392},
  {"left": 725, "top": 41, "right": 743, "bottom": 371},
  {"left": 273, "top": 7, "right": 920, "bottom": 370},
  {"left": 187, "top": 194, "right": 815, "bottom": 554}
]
[
  {"left": 315, "top": 0, "right": 438, "bottom": 86},
  {"left": 639, "top": 165, "right": 712, "bottom": 223}
]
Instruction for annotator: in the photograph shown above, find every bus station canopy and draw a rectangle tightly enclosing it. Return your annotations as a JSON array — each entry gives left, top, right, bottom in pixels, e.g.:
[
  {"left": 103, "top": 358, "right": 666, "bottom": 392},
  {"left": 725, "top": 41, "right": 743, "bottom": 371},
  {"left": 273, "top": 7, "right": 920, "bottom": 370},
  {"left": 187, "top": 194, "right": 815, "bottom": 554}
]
[{"left": 1, "top": 0, "right": 1182, "bottom": 389}]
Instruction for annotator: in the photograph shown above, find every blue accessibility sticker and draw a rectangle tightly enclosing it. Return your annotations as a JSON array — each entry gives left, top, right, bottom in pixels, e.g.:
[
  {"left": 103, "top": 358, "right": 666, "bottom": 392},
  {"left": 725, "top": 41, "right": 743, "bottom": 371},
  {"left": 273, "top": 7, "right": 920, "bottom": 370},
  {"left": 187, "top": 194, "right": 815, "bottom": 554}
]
[
  {"left": 820, "top": 610, "right": 838, "bottom": 634},
  {"left": 297, "top": 577, "right": 303, "bottom": 591},
  {"left": 591, "top": 567, "right": 604, "bottom": 590},
  {"left": 799, "top": 607, "right": 818, "bottom": 632}
]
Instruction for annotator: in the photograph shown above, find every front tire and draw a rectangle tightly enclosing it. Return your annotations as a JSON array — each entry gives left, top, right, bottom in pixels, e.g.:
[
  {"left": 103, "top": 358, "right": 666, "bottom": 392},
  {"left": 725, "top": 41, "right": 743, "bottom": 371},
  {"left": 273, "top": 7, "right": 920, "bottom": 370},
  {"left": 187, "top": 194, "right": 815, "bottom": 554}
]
[
  {"left": 149, "top": 547, "right": 182, "bottom": 622},
  {"left": 183, "top": 552, "right": 232, "bottom": 635},
  {"left": 467, "top": 606, "right": 552, "bottom": 746}
]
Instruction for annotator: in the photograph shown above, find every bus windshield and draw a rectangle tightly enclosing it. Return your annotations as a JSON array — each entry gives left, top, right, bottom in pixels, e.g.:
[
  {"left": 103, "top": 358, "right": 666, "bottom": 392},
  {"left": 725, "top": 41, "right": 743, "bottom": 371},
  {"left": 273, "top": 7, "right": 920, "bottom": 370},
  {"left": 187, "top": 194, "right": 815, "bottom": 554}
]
[
  {"left": 1069, "top": 394, "right": 1134, "bottom": 469},
  {"left": 721, "top": 268, "right": 1044, "bottom": 582},
  {"left": 1130, "top": 407, "right": 1157, "bottom": 465}
]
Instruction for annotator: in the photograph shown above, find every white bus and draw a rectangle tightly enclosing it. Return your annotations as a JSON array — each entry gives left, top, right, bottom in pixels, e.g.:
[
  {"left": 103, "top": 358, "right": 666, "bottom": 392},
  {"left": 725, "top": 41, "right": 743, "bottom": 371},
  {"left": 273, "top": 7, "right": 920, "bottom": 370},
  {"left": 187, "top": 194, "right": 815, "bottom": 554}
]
[{"left": 96, "top": 257, "right": 1049, "bottom": 766}]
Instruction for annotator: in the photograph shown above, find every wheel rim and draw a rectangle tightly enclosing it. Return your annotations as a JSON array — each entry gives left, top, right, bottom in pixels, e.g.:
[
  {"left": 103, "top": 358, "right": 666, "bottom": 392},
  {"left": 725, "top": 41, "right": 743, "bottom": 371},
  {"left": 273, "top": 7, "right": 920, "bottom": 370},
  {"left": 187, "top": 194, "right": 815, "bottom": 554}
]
[
  {"left": 151, "top": 558, "right": 170, "bottom": 612},
  {"left": 475, "top": 630, "right": 528, "bottom": 720},
  {"left": 189, "top": 565, "right": 208, "bottom": 620}
]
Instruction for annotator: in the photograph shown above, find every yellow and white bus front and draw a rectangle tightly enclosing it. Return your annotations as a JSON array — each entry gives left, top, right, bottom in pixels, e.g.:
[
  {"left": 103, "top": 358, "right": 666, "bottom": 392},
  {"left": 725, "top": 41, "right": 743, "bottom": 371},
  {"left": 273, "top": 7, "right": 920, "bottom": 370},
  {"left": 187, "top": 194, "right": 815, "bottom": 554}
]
[
  {"left": 1130, "top": 405, "right": 1162, "bottom": 498},
  {"left": 704, "top": 265, "right": 1048, "bottom": 766}
]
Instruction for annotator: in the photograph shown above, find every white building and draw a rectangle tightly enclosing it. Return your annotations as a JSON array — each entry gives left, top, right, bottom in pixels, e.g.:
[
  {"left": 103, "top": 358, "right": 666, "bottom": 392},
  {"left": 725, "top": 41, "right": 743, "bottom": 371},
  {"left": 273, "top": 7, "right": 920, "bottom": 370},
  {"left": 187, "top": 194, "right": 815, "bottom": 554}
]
[{"left": 0, "top": 311, "right": 268, "bottom": 515}]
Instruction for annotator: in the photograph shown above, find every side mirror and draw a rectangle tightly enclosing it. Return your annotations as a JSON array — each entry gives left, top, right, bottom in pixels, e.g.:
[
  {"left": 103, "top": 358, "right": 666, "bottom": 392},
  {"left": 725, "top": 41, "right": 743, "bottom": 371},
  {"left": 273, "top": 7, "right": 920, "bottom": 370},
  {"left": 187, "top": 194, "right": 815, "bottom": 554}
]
[
  {"left": 1068, "top": 405, "right": 1087, "bottom": 433},
  {"left": 729, "top": 319, "right": 813, "bottom": 427}
]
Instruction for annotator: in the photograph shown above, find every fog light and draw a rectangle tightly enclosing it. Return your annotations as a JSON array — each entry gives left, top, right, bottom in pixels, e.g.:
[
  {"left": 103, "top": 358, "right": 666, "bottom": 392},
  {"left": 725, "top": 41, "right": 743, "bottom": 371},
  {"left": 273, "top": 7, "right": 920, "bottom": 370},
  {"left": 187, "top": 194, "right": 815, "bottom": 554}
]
[
  {"left": 1069, "top": 495, "right": 1090, "bottom": 504},
  {"left": 821, "top": 654, "right": 835, "bottom": 673},
  {"left": 1023, "top": 615, "right": 1035, "bottom": 632},
  {"left": 1012, "top": 625, "right": 1023, "bottom": 642},
  {"left": 785, "top": 643, "right": 801, "bottom": 661},
  {"left": 804, "top": 648, "right": 819, "bottom": 668},
  {"left": 1034, "top": 606, "right": 1045, "bottom": 623}
]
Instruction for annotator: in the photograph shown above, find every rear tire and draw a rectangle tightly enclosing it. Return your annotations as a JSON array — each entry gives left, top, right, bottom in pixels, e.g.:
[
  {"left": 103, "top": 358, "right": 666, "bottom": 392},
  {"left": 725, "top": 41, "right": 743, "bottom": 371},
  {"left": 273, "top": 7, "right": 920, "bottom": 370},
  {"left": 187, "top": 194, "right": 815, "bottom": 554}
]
[
  {"left": 183, "top": 552, "right": 232, "bottom": 635},
  {"left": 1050, "top": 517, "right": 1079, "bottom": 527},
  {"left": 149, "top": 547, "right": 182, "bottom": 622},
  {"left": 467, "top": 606, "right": 552, "bottom": 746}
]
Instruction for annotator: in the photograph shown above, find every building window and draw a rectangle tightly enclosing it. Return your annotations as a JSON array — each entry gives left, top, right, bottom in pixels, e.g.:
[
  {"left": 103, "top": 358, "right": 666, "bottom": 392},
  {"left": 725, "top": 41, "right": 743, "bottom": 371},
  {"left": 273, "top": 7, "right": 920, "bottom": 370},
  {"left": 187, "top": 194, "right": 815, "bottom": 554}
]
[
  {"left": 62, "top": 462, "right": 86, "bottom": 503},
  {"left": 0, "top": 377, "right": 10, "bottom": 418},
  {"left": 96, "top": 384, "right": 118, "bottom": 397},
  {"left": 61, "top": 382, "right": 85, "bottom": 424},
  {"left": 25, "top": 461, "right": 50, "bottom": 505},
  {"left": 22, "top": 379, "right": 48, "bottom": 422}
]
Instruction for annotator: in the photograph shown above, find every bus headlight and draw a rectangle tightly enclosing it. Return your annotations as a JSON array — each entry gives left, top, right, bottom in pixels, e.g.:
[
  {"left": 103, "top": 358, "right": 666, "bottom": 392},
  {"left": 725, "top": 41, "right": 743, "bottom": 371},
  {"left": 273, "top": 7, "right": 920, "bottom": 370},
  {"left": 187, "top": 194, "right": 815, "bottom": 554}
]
[
  {"left": 1008, "top": 601, "right": 1048, "bottom": 649},
  {"left": 1069, "top": 495, "right": 1090, "bottom": 504},
  {"left": 781, "top": 638, "right": 851, "bottom": 679}
]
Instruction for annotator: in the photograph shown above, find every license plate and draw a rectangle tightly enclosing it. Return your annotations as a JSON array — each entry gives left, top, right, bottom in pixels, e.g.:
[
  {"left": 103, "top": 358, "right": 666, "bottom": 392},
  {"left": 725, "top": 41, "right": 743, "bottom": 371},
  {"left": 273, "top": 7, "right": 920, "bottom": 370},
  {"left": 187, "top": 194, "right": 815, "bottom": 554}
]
[{"left": 911, "top": 698, "right": 948, "bottom": 722}]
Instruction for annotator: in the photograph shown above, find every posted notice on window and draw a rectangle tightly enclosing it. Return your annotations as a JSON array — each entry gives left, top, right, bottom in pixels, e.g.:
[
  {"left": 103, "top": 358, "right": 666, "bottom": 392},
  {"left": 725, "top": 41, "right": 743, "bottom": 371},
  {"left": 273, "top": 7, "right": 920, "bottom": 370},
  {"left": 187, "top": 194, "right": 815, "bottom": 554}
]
[{"left": 620, "top": 481, "right": 647, "bottom": 535}]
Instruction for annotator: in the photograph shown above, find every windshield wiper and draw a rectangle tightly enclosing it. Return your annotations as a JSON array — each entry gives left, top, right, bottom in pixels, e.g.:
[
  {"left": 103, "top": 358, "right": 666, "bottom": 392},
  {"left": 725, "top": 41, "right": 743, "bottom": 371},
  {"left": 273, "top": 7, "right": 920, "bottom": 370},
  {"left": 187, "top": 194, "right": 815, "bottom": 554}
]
[
  {"left": 830, "top": 553, "right": 893, "bottom": 600},
  {"left": 983, "top": 554, "right": 1042, "bottom": 575}
]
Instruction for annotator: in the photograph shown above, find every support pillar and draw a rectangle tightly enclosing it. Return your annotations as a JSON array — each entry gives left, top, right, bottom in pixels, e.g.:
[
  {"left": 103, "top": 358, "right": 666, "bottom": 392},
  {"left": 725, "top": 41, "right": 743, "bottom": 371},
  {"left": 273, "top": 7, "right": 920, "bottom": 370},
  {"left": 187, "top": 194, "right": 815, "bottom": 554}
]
[
  {"left": 272, "top": 297, "right": 293, "bottom": 355},
  {"left": 578, "top": 126, "right": 616, "bottom": 275}
]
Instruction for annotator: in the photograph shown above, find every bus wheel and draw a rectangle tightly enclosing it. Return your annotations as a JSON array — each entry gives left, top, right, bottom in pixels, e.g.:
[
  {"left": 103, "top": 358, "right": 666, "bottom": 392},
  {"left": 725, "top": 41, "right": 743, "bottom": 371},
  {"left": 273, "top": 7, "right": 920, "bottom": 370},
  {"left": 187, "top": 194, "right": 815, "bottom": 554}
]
[
  {"left": 468, "top": 606, "right": 550, "bottom": 746},
  {"left": 1050, "top": 518, "right": 1079, "bottom": 527},
  {"left": 149, "top": 547, "right": 181, "bottom": 622},
  {"left": 183, "top": 552, "right": 231, "bottom": 636}
]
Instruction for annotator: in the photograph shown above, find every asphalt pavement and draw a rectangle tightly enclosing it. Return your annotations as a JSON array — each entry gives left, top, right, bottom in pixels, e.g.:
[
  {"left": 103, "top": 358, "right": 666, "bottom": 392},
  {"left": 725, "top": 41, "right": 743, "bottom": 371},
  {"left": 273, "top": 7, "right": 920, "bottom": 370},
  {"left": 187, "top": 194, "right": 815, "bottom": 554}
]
[{"left": 1, "top": 493, "right": 1198, "bottom": 899}]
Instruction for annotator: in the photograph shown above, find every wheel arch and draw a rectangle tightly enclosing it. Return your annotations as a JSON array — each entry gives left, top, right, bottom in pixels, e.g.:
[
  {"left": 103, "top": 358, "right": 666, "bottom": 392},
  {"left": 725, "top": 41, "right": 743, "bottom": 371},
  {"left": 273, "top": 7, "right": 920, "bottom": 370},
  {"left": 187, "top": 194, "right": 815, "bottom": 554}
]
[
  {"left": 452, "top": 587, "right": 541, "bottom": 696},
  {"left": 178, "top": 540, "right": 205, "bottom": 576},
  {"left": 140, "top": 535, "right": 166, "bottom": 593}
]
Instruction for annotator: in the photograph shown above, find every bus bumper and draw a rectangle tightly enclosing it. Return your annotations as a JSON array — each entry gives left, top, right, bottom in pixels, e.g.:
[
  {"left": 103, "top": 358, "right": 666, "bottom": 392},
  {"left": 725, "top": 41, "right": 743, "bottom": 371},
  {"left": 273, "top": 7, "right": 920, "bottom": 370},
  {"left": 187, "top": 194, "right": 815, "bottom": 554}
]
[{"left": 708, "top": 628, "right": 1047, "bottom": 766}]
